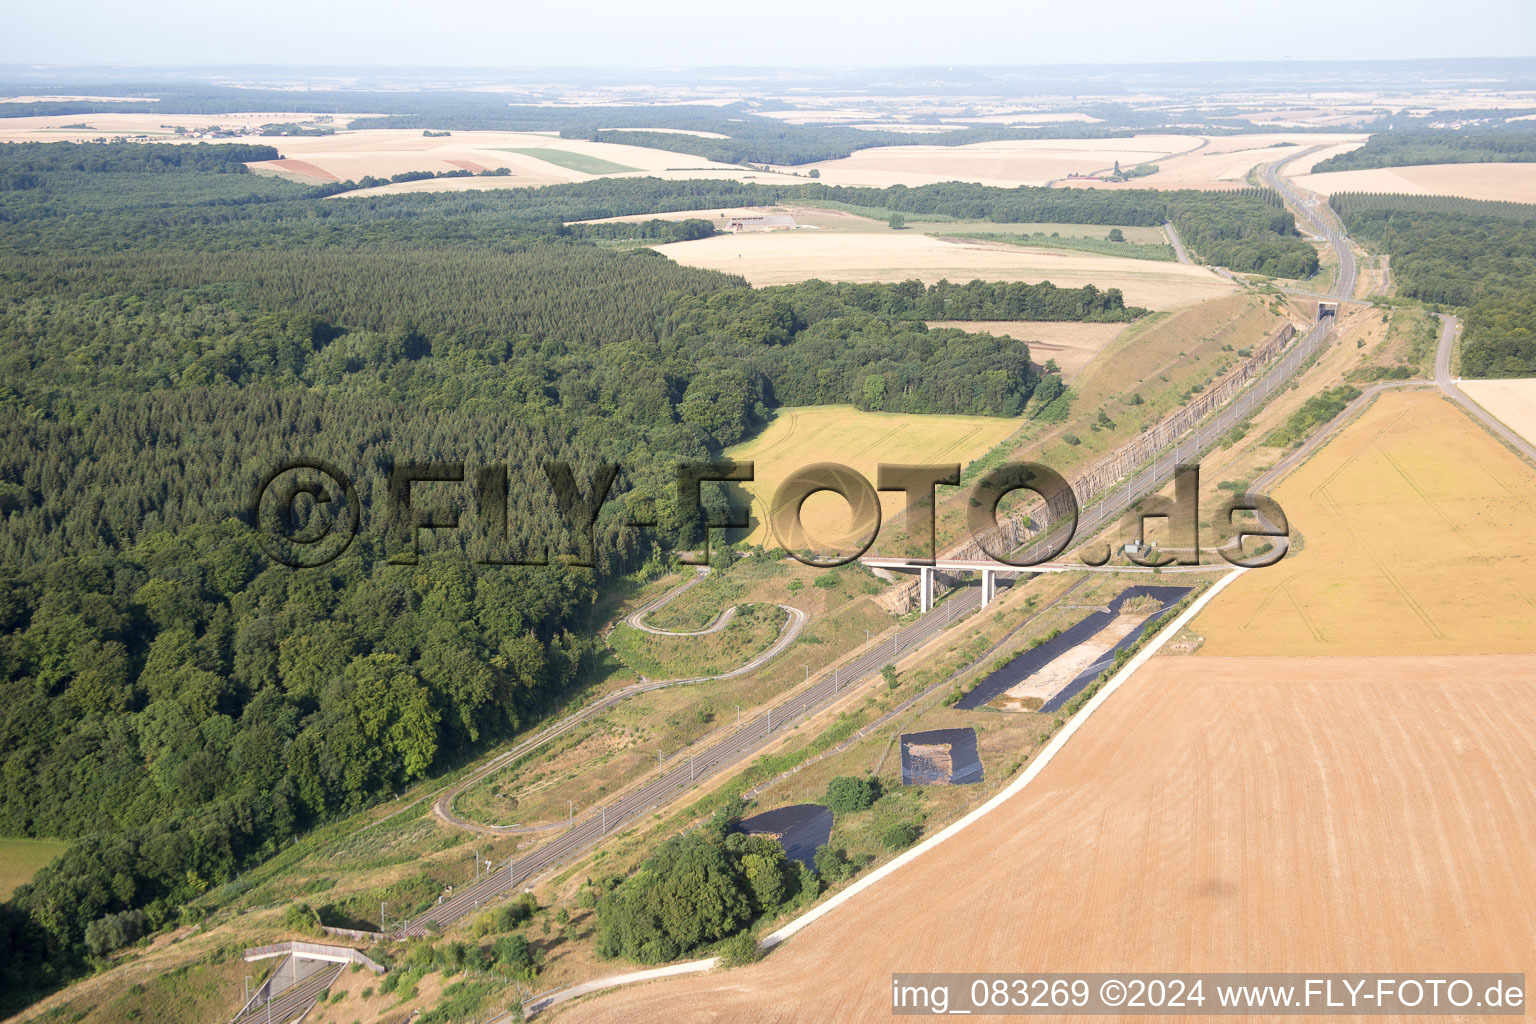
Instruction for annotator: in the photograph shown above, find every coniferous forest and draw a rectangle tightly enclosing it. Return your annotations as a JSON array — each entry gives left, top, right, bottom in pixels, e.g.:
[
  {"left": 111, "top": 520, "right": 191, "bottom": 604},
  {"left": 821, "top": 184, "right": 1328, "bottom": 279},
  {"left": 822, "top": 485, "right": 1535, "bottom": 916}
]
[{"left": 1330, "top": 192, "right": 1536, "bottom": 375}]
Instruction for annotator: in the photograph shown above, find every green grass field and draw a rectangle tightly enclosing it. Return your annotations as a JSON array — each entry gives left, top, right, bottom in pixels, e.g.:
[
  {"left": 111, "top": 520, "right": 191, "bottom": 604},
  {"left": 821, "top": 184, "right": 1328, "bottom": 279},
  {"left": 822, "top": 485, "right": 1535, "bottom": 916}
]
[
  {"left": 942, "top": 231, "right": 1177, "bottom": 261},
  {"left": 0, "top": 838, "right": 68, "bottom": 900},
  {"left": 917, "top": 220, "right": 1169, "bottom": 243},
  {"left": 496, "top": 148, "right": 637, "bottom": 174}
]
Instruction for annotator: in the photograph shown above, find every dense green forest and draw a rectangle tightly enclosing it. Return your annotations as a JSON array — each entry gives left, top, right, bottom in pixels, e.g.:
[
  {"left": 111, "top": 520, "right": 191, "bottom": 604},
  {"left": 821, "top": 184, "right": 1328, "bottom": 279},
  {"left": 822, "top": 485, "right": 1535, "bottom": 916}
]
[
  {"left": 0, "top": 141, "right": 1167, "bottom": 1006},
  {"left": 1330, "top": 192, "right": 1536, "bottom": 375},
  {"left": 1311, "top": 130, "right": 1536, "bottom": 172},
  {"left": 0, "top": 135, "right": 1332, "bottom": 1006}
]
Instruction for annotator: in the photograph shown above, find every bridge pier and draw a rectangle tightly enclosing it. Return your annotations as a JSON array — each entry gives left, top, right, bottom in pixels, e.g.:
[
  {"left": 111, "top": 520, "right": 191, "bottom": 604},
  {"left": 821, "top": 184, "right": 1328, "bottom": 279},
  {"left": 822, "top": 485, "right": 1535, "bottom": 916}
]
[
  {"left": 981, "top": 568, "right": 996, "bottom": 607},
  {"left": 919, "top": 566, "right": 934, "bottom": 613}
]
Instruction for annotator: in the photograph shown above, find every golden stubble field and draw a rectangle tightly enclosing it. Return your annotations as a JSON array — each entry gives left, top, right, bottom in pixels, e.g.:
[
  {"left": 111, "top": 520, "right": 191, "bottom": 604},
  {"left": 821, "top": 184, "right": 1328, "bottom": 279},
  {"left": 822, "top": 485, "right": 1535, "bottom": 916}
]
[
  {"left": 1131, "top": 133, "right": 1367, "bottom": 185},
  {"left": 721, "top": 405, "right": 1018, "bottom": 549},
  {"left": 792, "top": 134, "right": 1197, "bottom": 187},
  {"left": 0, "top": 111, "right": 369, "bottom": 142},
  {"left": 247, "top": 129, "right": 746, "bottom": 184},
  {"left": 1195, "top": 390, "right": 1536, "bottom": 656},
  {"left": 651, "top": 231, "right": 1237, "bottom": 309},
  {"left": 1293, "top": 162, "right": 1536, "bottom": 204},
  {"left": 562, "top": 652, "right": 1536, "bottom": 1024},
  {"left": 1458, "top": 379, "right": 1536, "bottom": 446},
  {"left": 920, "top": 321, "right": 1130, "bottom": 379},
  {"left": 789, "top": 132, "right": 1368, "bottom": 190}
]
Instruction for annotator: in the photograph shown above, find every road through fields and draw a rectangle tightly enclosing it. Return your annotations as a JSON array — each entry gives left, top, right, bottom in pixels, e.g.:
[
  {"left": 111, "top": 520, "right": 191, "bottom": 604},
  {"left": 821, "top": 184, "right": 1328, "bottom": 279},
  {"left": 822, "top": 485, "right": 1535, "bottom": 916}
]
[
  {"left": 404, "top": 330, "right": 1342, "bottom": 936},
  {"left": 400, "top": 155, "right": 1363, "bottom": 938},
  {"left": 1433, "top": 313, "right": 1536, "bottom": 465}
]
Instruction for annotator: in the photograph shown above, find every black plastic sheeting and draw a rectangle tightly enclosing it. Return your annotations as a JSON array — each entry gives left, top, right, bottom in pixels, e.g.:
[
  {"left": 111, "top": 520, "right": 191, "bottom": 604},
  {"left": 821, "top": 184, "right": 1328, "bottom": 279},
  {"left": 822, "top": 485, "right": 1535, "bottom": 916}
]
[
  {"left": 735, "top": 804, "right": 834, "bottom": 869},
  {"left": 900, "top": 727, "right": 983, "bottom": 786},
  {"left": 954, "top": 585, "right": 1191, "bottom": 712}
]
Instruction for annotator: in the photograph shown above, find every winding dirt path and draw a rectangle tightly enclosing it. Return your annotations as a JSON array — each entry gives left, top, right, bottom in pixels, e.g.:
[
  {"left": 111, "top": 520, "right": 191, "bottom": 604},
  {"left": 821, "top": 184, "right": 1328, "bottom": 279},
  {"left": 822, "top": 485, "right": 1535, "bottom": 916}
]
[
  {"left": 624, "top": 567, "right": 736, "bottom": 635},
  {"left": 432, "top": 572, "right": 806, "bottom": 836}
]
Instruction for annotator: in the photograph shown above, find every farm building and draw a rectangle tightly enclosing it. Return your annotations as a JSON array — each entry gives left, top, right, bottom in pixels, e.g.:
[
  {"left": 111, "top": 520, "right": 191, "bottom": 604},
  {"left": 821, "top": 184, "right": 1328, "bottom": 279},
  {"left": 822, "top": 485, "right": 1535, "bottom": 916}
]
[{"left": 726, "top": 213, "right": 796, "bottom": 232}]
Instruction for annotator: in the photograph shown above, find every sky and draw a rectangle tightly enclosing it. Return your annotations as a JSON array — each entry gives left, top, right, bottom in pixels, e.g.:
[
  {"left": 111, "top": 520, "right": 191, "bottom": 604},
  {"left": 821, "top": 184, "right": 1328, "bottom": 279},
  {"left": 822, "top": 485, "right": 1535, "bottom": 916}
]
[{"left": 6, "top": 0, "right": 1535, "bottom": 69}]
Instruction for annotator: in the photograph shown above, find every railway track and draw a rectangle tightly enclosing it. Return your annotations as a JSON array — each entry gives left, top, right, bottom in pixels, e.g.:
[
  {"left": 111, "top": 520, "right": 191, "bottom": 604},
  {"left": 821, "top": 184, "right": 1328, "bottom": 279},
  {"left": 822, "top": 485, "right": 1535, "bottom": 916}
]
[
  {"left": 233, "top": 963, "right": 343, "bottom": 1024},
  {"left": 400, "top": 306, "right": 1345, "bottom": 938},
  {"left": 391, "top": 149, "right": 1365, "bottom": 941}
]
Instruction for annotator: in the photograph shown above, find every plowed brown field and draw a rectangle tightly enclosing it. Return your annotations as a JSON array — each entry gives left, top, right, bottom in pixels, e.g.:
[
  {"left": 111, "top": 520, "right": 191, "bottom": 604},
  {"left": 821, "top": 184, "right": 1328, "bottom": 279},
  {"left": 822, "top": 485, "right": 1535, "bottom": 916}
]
[{"left": 561, "top": 653, "right": 1536, "bottom": 1023}]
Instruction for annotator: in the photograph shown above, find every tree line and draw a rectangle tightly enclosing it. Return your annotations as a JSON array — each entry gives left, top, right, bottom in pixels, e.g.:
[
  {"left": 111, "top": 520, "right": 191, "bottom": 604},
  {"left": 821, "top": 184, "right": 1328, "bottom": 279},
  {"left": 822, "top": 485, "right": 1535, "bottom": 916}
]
[
  {"left": 1330, "top": 192, "right": 1536, "bottom": 376},
  {"left": 1312, "top": 130, "right": 1536, "bottom": 173}
]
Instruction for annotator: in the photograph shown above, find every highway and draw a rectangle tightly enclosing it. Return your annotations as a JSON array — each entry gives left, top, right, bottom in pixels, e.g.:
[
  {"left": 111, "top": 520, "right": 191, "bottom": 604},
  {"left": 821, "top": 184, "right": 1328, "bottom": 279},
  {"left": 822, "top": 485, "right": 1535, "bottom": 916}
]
[{"left": 1263, "top": 148, "right": 1357, "bottom": 300}]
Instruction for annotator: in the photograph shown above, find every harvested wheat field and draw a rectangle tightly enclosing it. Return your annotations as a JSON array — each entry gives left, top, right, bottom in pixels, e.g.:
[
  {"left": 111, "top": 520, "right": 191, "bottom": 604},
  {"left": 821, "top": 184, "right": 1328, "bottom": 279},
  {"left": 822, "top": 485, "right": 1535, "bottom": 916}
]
[
  {"left": 1459, "top": 378, "right": 1536, "bottom": 447},
  {"left": 923, "top": 321, "right": 1129, "bottom": 379},
  {"left": 722, "top": 405, "right": 1017, "bottom": 549},
  {"left": 562, "top": 652, "right": 1536, "bottom": 1023},
  {"left": 1281, "top": 139, "right": 1372, "bottom": 175},
  {"left": 792, "top": 134, "right": 1198, "bottom": 188},
  {"left": 1128, "top": 133, "right": 1367, "bottom": 186},
  {"left": 1293, "top": 162, "right": 1536, "bottom": 204},
  {"left": 652, "top": 231, "right": 1236, "bottom": 309},
  {"left": 0, "top": 111, "right": 368, "bottom": 142},
  {"left": 1196, "top": 390, "right": 1536, "bottom": 656},
  {"left": 247, "top": 129, "right": 745, "bottom": 187}
]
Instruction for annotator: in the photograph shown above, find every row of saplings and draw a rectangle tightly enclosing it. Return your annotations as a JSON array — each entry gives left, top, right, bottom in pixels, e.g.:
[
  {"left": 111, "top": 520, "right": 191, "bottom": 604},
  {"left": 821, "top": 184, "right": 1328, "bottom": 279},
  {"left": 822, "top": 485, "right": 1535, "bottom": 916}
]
[{"left": 594, "top": 778, "right": 919, "bottom": 966}]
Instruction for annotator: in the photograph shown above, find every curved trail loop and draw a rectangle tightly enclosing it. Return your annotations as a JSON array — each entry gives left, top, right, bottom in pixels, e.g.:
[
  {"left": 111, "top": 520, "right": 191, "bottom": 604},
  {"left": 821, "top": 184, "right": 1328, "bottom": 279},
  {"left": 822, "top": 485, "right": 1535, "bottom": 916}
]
[
  {"left": 432, "top": 571, "right": 806, "bottom": 836},
  {"left": 625, "top": 567, "right": 735, "bottom": 635}
]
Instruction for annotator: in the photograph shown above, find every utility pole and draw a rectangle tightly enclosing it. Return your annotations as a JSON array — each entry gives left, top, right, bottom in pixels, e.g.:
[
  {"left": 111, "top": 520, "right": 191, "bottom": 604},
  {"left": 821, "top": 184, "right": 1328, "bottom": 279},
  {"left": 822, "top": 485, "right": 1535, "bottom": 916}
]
[
  {"left": 471, "top": 848, "right": 481, "bottom": 881},
  {"left": 601, "top": 806, "right": 607, "bottom": 833},
  {"left": 568, "top": 799, "right": 573, "bottom": 825},
  {"left": 734, "top": 704, "right": 743, "bottom": 729},
  {"left": 381, "top": 901, "right": 388, "bottom": 932},
  {"left": 690, "top": 756, "right": 695, "bottom": 781}
]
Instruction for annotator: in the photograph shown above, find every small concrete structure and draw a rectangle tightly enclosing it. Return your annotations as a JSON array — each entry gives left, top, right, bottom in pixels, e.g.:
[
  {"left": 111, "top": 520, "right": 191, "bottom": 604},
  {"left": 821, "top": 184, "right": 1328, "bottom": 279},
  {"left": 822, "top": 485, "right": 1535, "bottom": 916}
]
[
  {"left": 726, "top": 213, "right": 795, "bottom": 232},
  {"left": 233, "top": 942, "right": 387, "bottom": 1023},
  {"left": 862, "top": 557, "right": 1024, "bottom": 610},
  {"left": 243, "top": 941, "right": 387, "bottom": 973}
]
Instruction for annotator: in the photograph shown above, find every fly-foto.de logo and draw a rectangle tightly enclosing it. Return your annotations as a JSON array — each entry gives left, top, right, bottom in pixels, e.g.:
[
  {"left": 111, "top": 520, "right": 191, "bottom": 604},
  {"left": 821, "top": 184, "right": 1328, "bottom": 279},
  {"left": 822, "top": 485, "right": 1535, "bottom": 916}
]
[{"left": 247, "top": 459, "right": 1288, "bottom": 571}]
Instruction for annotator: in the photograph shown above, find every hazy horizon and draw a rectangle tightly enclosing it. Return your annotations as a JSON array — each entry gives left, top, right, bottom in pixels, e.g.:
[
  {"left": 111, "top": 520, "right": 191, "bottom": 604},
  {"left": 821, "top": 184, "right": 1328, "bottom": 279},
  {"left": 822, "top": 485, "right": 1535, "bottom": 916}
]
[{"left": 8, "top": 0, "right": 1536, "bottom": 71}]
